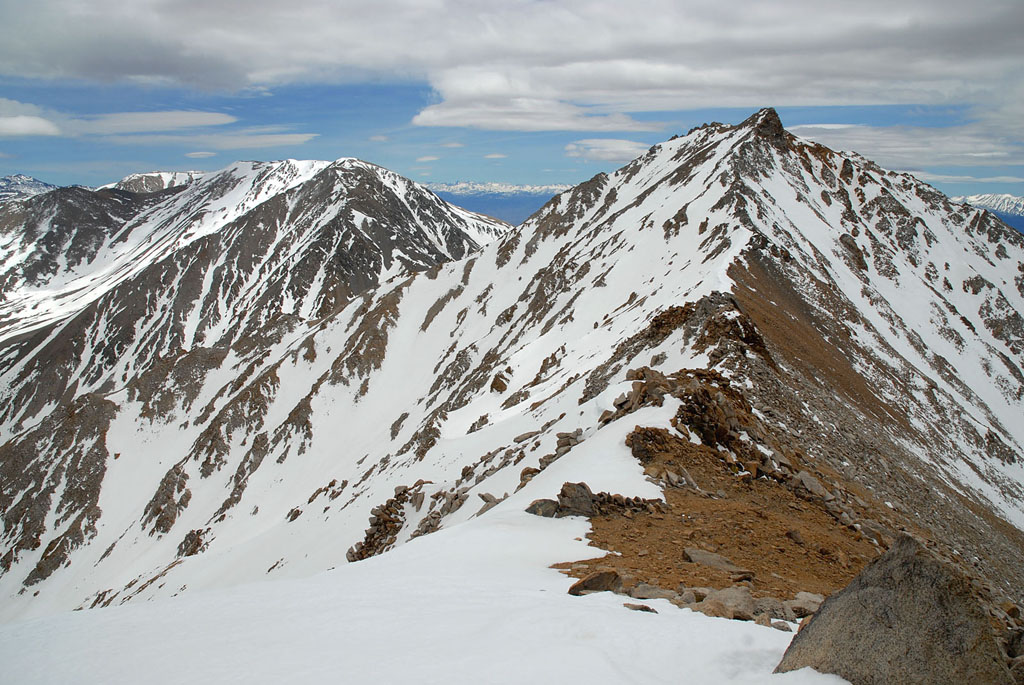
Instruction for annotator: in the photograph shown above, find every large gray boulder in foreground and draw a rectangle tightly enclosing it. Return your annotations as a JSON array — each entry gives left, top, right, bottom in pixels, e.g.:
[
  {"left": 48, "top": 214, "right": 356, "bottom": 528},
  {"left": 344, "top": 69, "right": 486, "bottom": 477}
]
[{"left": 775, "top": 535, "right": 1013, "bottom": 684}]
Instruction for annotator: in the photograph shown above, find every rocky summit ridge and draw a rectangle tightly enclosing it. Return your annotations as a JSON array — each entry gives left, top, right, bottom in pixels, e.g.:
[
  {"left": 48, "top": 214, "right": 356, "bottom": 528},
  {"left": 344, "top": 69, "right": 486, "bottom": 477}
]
[{"left": 0, "top": 108, "right": 1022, "bottom": 679}]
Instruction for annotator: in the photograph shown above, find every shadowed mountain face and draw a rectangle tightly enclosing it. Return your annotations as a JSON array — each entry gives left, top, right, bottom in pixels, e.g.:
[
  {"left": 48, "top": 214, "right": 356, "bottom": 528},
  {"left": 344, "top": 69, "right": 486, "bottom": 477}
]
[{"left": 0, "top": 109, "right": 1021, "bottom": 624}]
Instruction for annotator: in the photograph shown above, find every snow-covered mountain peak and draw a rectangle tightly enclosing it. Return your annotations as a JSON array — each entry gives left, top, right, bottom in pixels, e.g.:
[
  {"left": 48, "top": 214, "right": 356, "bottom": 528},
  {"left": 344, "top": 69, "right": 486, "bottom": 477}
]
[
  {"left": 100, "top": 171, "right": 205, "bottom": 194},
  {"left": 0, "top": 156, "right": 509, "bottom": 379}
]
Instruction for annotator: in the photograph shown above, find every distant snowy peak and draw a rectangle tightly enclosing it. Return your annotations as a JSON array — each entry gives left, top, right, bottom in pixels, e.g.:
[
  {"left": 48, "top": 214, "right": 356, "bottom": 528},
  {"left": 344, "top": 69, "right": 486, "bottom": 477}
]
[
  {"left": 952, "top": 193, "right": 1024, "bottom": 217},
  {"left": 101, "top": 170, "right": 206, "bottom": 194},
  {"left": 0, "top": 154, "right": 508, "bottom": 361},
  {"left": 0, "top": 174, "right": 58, "bottom": 202},
  {"left": 427, "top": 181, "right": 573, "bottom": 196}
]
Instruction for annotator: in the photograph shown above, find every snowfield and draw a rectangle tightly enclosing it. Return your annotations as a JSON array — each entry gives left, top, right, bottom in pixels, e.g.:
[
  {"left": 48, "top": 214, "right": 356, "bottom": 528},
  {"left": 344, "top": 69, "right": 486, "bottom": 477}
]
[{"left": 0, "top": 505, "right": 842, "bottom": 684}]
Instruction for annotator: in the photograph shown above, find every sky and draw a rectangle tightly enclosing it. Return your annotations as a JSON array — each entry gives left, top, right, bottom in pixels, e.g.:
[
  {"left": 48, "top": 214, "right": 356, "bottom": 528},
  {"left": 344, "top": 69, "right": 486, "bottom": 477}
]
[{"left": 0, "top": 0, "right": 1022, "bottom": 198}]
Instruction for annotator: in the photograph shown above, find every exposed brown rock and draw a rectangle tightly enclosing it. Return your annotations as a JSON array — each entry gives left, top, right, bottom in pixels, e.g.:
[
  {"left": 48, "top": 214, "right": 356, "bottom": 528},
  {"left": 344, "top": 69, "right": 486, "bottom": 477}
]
[
  {"left": 568, "top": 569, "right": 624, "bottom": 596},
  {"left": 623, "top": 602, "right": 658, "bottom": 613}
]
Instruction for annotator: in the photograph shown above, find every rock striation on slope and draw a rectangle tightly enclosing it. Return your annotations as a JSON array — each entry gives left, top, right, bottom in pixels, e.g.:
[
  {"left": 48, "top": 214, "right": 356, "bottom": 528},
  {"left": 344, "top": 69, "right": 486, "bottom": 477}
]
[{"left": 0, "top": 109, "right": 1021, "bottom": 630}]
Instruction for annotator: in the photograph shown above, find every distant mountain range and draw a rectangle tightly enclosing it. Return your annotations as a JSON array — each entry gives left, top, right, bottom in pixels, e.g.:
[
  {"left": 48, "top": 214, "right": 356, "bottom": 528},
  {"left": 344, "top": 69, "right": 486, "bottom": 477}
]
[
  {"left": 428, "top": 182, "right": 572, "bottom": 225},
  {"left": 952, "top": 193, "right": 1024, "bottom": 232},
  {"left": 0, "top": 174, "right": 58, "bottom": 202},
  {"left": 98, "top": 170, "right": 206, "bottom": 194}
]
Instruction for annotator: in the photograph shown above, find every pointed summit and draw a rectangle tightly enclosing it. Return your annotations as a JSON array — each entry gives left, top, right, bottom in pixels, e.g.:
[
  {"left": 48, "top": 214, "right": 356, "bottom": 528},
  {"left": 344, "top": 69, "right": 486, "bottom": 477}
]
[{"left": 739, "top": 107, "right": 789, "bottom": 146}]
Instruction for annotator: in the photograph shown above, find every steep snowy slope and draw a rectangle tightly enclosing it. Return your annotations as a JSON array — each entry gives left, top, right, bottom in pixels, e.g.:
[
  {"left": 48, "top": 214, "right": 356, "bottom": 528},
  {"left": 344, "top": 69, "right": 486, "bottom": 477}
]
[{"left": 1, "top": 109, "right": 1021, "bottom": 627}]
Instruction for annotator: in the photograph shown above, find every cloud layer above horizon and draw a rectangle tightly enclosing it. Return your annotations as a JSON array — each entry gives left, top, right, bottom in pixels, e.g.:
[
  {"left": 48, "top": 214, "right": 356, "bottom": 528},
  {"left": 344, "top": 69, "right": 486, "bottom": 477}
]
[{"left": 0, "top": 0, "right": 1021, "bottom": 189}]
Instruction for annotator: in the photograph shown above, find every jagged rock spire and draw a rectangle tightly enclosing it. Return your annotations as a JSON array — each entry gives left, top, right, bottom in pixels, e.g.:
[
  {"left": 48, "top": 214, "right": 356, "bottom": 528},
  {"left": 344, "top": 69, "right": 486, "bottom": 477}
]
[{"left": 739, "top": 107, "right": 789, "bottom": 146}]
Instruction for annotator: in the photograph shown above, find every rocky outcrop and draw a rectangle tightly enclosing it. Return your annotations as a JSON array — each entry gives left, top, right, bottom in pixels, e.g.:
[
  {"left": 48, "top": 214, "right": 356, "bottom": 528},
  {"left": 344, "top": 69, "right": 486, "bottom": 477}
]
[
  {"left": 526, "top": 481, "right": 667, "bottom": 519},
  {"left": 775, "top": 535, "right": 1013, "bottom": 683},
  {"left": 346, "top": 482, "right": 431, "bottom": 562}
]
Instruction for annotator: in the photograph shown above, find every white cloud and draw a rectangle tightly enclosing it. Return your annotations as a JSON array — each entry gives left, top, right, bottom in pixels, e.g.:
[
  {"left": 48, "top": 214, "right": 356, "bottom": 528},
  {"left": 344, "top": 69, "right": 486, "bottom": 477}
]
[
  {"left": 412, "top": 96, "right": 661, "bottom": 132},
  {"left": 902, "top": 171, "right": 1024, "bottom": 184},
  {"left": 0, "top": 115, "right": 61, "bottom": 136},
  {"left": 416, "top": 155, "right": 439, "bottom": 162},
  {"left": 483, "top": 153, "right": 506, "bottom": 159},
  {"left": 0, "top": 98, "right": 315, "bottom": 150},
  {"left": 369, "top": 135, "right": 389, "bottom": 142},
  {"left": 565, "top": 138, "right": 650, "bottom": 163},
  {"left": 104, "top": 131, "right": 319, "bottom": 150},
  {"left": 0, "top": 98, "right": 49, "bottom": 117},
  {"left": 440, "top": 142, "right": 463, "bottom": 148},
  {"left": 0, "top": 0, "right": 1021, "bottom": 143},
  {"left": 185, "top": 151, "right": 216, "bottom": 158},
  {"left": 69, "top": 111, "right": 237, "bottom": 135},
  {"left": 791, "top": 122, "right": 1024, "bottom": 168}
]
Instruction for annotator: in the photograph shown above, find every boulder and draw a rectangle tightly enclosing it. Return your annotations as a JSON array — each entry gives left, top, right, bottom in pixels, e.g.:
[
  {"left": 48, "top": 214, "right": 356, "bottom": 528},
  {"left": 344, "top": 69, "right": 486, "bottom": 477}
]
[
  {"left": 785, "top": 528, "right": 805, "bottom": 546},
  {"left": 525, "top": 499, "right": 558, "bottom": 517},
  {"left": 785, "top": 591, "right": 824, "bottom": 618},
  {"left": 683, "top": 547, "right": 752, "bottom": 579},
  {"left": 755, "top": 596, "right": 795, "bottom": 622},
  {"left": 556, "top": 482, "right": 596, "bottom": 517},
  {"left": 568, "top": 569, "right": 624, "bottom": 596},
  {"left": 692, "top": 598, "right": 733, "bottom": 619},
  {"left": 630, "top": 582, "right": 678, "bottom": 601},
  {"left": 705, "top": 586, "right": 756, "bottom": 621},
  {"left": 775, "top": 535, "right": 1013, "bottom": 683},
  {"left": 792, "top": 470, "right": 830, "bottom": 499}
]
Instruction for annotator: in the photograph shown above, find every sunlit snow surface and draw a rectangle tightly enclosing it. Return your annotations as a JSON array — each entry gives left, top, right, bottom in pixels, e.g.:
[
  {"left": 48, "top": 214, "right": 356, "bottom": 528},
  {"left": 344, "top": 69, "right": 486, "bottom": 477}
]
[{"left": 0, "top": 507, "right": 842, "bottom": 684}]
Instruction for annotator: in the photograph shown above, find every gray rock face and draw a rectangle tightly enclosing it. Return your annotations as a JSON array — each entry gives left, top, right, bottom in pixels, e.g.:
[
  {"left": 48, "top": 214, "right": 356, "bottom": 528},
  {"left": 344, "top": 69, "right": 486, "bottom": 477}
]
[
  {"left": 775, "top": 536, "right": 1013, "bottom": 684},
  {"left": 556, "top": 482, "right": 595, "bottom": 517}
]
